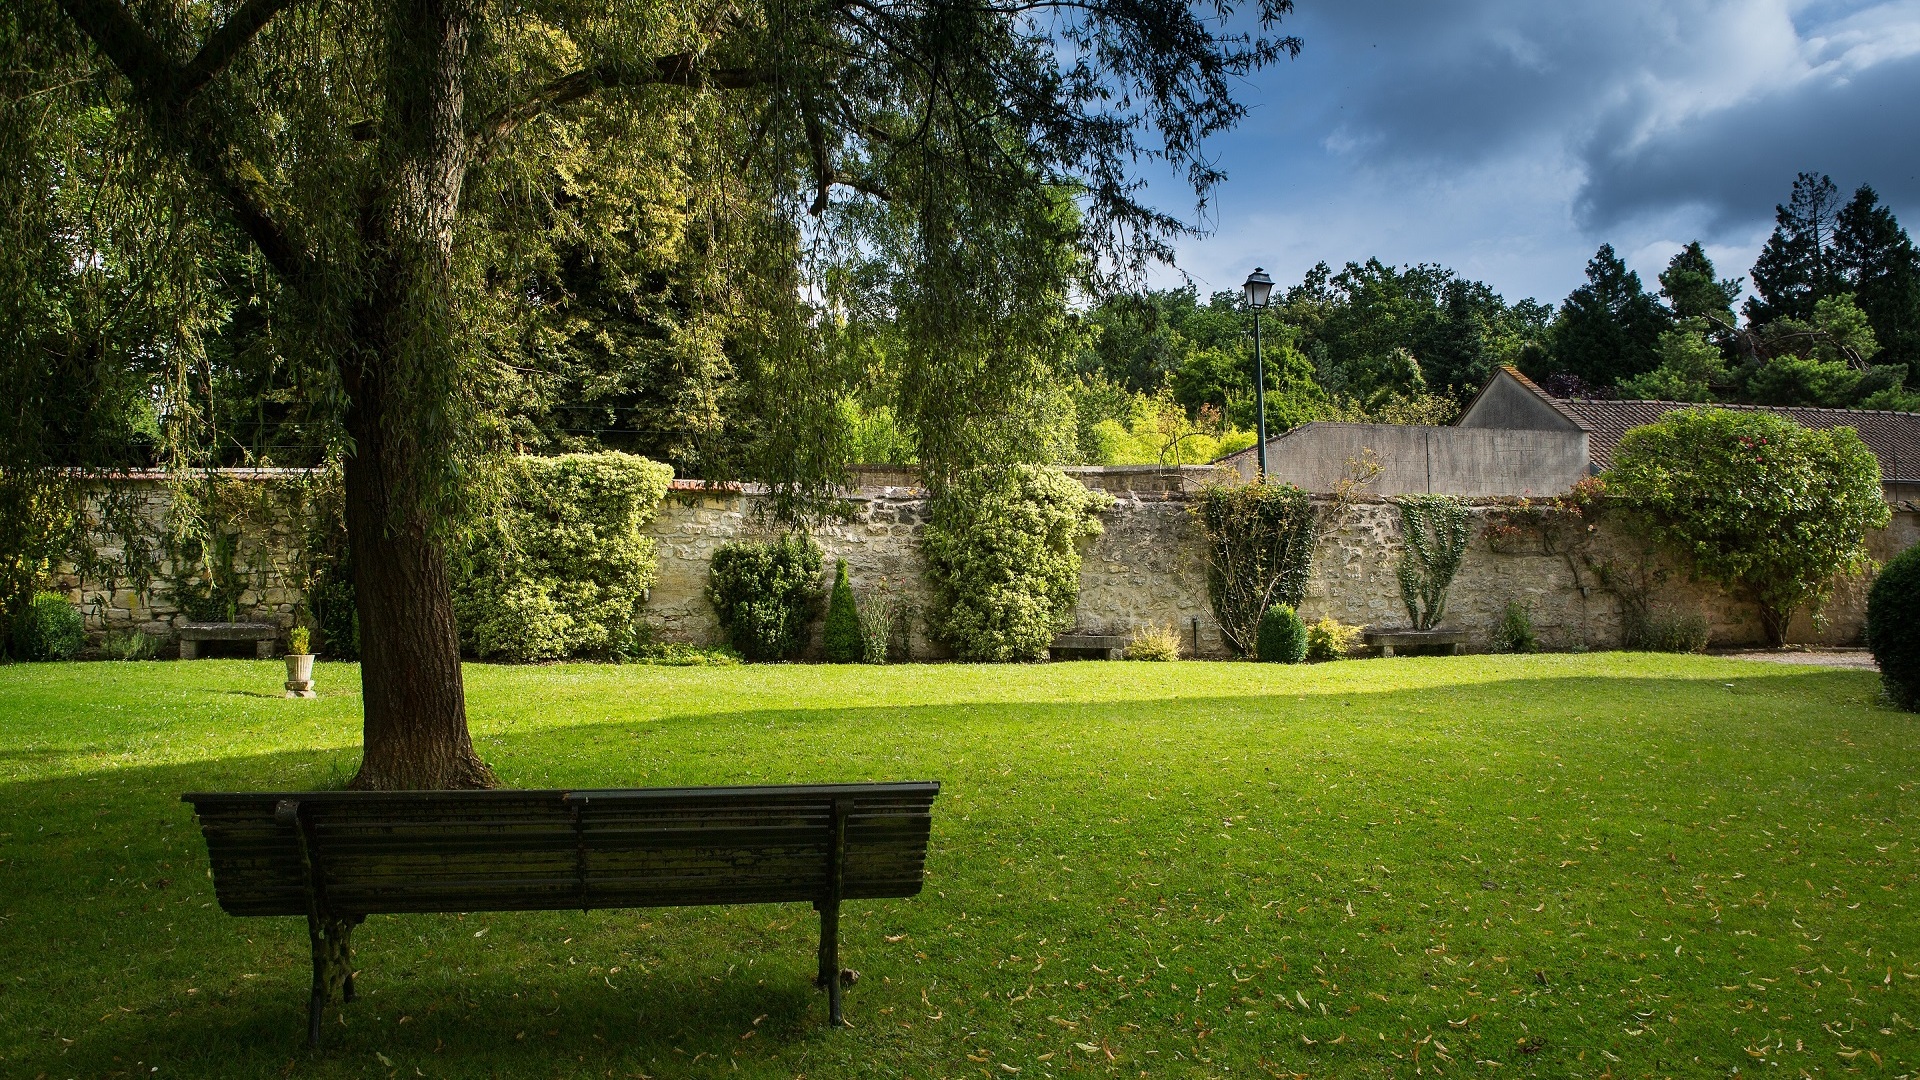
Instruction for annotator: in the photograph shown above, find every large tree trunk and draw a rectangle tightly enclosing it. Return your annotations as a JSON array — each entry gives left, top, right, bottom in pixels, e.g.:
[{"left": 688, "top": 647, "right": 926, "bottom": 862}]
[{"left": 342, "top": 0, "right": 494, "bottom": 790}]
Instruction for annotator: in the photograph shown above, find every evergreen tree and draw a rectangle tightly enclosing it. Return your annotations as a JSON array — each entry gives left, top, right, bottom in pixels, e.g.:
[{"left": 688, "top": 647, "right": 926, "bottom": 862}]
[
  {"left": 1746, "top": 173, "right": 1845, "bottom": 325},
  {"left": 823, "top": 559, "right": 864, "bottom": 663},
  {"left": 1835, "top": 185, "right": 1920, "bottom": 373},
  {"left": 1547, "top": 244, "right": 1669, "bottom": 388},
  {"left": 1658, "top": 242, "right": 1740, "bottom": 325}
]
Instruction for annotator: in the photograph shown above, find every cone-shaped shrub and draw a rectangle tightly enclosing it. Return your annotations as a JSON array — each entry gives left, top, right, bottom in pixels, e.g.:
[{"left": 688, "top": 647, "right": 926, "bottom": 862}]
[
  {"left": 823, "top": 559, "right": 865, "bottom": 663},
  {"left": 1256, "top": 604, "right": 1307, "bottom": 663},
  {"left": 1868, "top": 543, "right": 1920, "bottom": 710}
]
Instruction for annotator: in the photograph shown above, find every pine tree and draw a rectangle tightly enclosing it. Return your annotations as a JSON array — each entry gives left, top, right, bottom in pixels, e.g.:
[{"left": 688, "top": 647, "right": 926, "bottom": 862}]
[
  {"left": 1835, "top": 185, "right": 1920, "bottom": 372},
  {"left": 1548, "top": 244, "right": 1670, "bottom": 388},
  {"left": 823, "top": 559, "right": 865, "bottom": 663},
  {"left": 1746, "top": 173, "right": 1844, "bottom": 325},
  {"left": 1658, "top": 242, "right": 1740, "bottom": 324}
]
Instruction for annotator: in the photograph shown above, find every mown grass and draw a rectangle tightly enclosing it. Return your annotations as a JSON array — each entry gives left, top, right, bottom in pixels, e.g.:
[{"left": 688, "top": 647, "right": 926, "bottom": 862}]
[{"left": 0, "top": 654, "right": 1915, "bottom": 1079}]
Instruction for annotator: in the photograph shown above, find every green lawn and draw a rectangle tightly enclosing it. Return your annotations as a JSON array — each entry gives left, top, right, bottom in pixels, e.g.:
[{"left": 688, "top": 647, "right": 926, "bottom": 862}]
[{"left": 1, "top": 655, "right": 1915, "bottom": 1078}]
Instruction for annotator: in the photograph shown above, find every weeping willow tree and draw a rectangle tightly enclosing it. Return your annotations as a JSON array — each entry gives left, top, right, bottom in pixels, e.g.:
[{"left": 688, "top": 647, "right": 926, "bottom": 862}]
[{"left": 11, "top": 0, "right": 1301, "bottom": 787}]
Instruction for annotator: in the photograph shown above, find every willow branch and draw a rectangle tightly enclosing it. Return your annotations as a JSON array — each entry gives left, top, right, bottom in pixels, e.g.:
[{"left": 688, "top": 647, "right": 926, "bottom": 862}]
[
  {"left": 55, "top": 0, "right": 302, "bottom": 276},
  {"left": 472, "top": 52, "right": 762, "bottom": 163}
]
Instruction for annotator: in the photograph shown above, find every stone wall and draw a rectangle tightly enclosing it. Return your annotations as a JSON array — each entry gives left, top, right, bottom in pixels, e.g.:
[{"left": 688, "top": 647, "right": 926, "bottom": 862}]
[{"left": 49, "top": 469, "right": 1920, "bottom": 656}]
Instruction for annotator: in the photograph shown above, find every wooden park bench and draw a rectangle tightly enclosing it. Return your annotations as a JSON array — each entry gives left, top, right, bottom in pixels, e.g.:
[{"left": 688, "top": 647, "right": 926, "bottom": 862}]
[
  {"left": 178, "top": 621, "right": 280, "bottom": 659},
  {"left": 181, "top": 781, "right": 940, "bottom": 1047}
]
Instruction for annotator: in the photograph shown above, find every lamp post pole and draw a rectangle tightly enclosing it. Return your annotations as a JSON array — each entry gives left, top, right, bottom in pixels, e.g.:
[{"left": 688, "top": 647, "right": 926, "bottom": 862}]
[{"left": 1243, "top": 268, "right": 1275, "bottom": 478}]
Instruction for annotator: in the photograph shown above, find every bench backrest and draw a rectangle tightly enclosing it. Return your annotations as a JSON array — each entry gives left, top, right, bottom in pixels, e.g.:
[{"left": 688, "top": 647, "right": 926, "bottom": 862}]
[{"left": 182, "top": 782, "right": 939, "bottom": 918}]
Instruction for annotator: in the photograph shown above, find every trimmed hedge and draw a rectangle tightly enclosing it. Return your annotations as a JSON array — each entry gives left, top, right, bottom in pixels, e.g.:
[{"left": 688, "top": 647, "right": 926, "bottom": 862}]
[
  {"left": 1867, "top": 543, "right": 1920, "bottom": 710},
  {"left": 707, "top": 535, "right": 824, "bottom": 661},
  {"left": 923, "top": 466, "right": 1113, "bottom": 662},
  {"left": 454, "top": 453, "right": 674, "bottom": 661},
  {"left": 823, "top": 559, "right": 864, "bottom": 663},
  {"left": 1256, "top": 604, "right": 1307, "bottom": 663}
]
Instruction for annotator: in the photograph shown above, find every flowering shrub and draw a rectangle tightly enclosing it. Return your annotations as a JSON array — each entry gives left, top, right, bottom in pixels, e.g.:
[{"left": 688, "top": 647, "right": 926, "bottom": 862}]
[
  {"left": 923, "top": 466, "right": 1113, "bottom": 661},
  {"left": 454, "top": 453, "right": 674, "bottom": 661},
  {"left": 1607, "top": 409, "right": 1887, "bottom": 645}
]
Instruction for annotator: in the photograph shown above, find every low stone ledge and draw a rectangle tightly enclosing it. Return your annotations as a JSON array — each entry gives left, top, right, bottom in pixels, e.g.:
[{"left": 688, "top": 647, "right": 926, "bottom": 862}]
[
  {"left": 1363, "top": 628, "right": 1471, "bottom": 658},
  {"left": 179, "top": 621, "right": 280, "bottom": 660}
]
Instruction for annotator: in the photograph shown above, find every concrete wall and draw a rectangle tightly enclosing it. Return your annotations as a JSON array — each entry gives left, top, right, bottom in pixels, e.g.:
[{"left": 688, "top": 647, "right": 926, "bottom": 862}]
[
  {"left": 51, "top": 471, "right": 1920, "bottom": 657},
  {"left": 1223, "top": 423, "right": 1593, "bottom": 498}
]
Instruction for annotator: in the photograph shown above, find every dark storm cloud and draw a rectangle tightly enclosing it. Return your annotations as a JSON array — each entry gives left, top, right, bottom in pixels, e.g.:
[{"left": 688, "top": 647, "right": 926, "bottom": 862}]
[
  {"left": 1291, "top": 0, "right": 1920, "bottom": 233},
  {"left": 1576, "top": 48, "right": 1920, "bottom": 231}
]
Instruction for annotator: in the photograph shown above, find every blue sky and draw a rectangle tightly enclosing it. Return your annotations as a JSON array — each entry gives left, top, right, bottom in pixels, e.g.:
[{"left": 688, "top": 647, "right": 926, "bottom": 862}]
[{"left": 1149, "top": 0, "right": 1920, "bottom": 311}]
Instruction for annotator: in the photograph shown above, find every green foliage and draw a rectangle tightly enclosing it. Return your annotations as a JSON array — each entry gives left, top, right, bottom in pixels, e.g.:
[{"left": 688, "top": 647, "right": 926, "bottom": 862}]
[
  {"left": 0, "top": 472, "right": 87, "bottom": 656},
  {"left": 1123, "top": 622, "right": 1182, "bottom": 662},
  {"left": 1623, "top": 608, "right": 1711, "bottom": 654},
  {"left": 1305, "top": 617, "right": 1364, "bottom": 662},
  {"left": 856, "top": 584, "right": 903, "bottom": 664},
  {"left": 453, "top": 453, "right": 673, "bottom": 662},
  {"left": 1607, "top": 408, "right": 1889, "bottom": 645},
  {"left": 1493, "top": 601, "right": 1538, "bottom": 654},
  {"left": 706, "top": 535, "right": 825, "bottom": 662},
  {"left": 1195, "top": 481, "right": 1319, "bottom": 656},
  {"left": 626, "top": 641, "right": 743, "bottom": 667},
  {"left": 923, "top": 466, "right": 1112, "bottom": 662},
  {"left": 1658, "top": 242, "right": 1741, "bottom": 325},
  {"left": 1620, "top": 322, "right": 1727, "bottom": 402},
  {"left": 1255, "top": 604, "right": 1307, "bottom": 663},
  {"left": 1394, "top": 495, "right": 1473, "bottom": 630},
  {"left": 288, "top": 626, "right": 310, "bottom": 655},
  {"left": 101, "top": 629, "right": 159, "bottom": 661},
  {"left": 12, "top": 592, "right": 83, "bottom": 660},
  {"left": 823, "top": 559, "right": 865, "bottom": 664},
  {"left": 1547, "top": 244, "right": 1670, "bottom": 389},
  {"left": 1866, "top": 544, "right": 1920, "bottom": 710}
]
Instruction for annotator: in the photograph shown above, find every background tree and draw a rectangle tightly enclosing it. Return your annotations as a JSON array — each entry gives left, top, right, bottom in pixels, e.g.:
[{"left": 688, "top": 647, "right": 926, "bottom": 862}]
[
  {"left": 1542, "top": 244, "right": 1669, "bottom": 389},
  {"left": 21, "top": 0, "right": 1302, "bottom": 786},
  {"left": 1658, "top": 242, "right": 1740, "bottom": 325},
  {"left": 1746, "top": 172, "right": 1845, "bottom": 326},
  {"left": 1834, "top": 185, "right": 1920, "bottom": 375}
]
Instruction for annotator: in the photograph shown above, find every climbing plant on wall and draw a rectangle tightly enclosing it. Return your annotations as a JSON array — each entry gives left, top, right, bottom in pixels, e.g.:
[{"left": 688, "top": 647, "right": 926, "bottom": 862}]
[
  {"left": 1394, "top": 494, "right": 1473, "bottom": 630},
  {"left": 1194, "top": 480, "right": 1319, "bottom": 655}
]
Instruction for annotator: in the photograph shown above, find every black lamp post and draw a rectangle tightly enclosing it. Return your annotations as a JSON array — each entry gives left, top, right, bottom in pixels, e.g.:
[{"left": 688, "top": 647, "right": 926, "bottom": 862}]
[{"left": 1243, "top": 268, "right": 1274, "bottom": 477}]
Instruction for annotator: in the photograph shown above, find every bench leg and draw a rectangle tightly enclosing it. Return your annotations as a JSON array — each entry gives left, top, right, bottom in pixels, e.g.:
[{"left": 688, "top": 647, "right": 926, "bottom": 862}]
[
  {"left": 816, "top": 900, "right": 842, "bottom": 1026},
  {"left": 306, "top": 915, "right": 359, "bottom": 1048},
  {"left": 179, "top": 638, "right": 198, "bottom": 660},
  {"left": 257, "top": 637, "right": 276, "bottom": 659}
]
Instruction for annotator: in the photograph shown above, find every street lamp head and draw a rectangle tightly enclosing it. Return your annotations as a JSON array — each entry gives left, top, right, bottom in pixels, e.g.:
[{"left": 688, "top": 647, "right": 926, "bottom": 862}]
[{"left": 1242, "top": 267, "right": 1274, "bottom": 310}]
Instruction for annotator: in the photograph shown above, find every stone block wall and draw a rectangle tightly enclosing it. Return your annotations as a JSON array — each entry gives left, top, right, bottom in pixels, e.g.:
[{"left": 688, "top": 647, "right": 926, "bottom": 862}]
[{"left": 47, "top": 469, "right": 1920, "bottom": 657}]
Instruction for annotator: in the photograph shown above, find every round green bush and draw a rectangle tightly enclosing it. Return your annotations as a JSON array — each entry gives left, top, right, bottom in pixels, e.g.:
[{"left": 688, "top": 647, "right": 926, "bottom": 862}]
[
  {"left": 822, "top": 559, "right": 864, "bottom": 663},
  {"left": 1867, "top": 543, "right": 1920, "bottom": 710},
  {"left": 1255, "top": 604, "right": 1307, "bottom": 664},
  {"left": 14, "top": 592, "right": 85, "bottom": 660},
  {"left": 707, "top": 534, "right": 824, "bottom": 661}
]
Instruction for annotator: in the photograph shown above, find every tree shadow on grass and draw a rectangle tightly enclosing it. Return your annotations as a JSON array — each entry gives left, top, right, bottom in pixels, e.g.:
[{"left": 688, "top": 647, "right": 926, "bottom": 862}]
[{"left": 0, "top": 665, "right": 1903, "bottom": 1078}]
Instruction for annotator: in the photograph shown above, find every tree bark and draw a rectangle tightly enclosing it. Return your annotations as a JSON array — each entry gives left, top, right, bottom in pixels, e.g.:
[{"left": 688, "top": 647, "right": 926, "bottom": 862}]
[{"left": 341, "top": 0, "right": 494, "bottom": 789}]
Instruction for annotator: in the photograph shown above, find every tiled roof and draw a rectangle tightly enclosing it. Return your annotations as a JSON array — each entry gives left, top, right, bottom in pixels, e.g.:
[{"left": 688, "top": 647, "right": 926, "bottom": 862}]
[{"left": 1557, "top": 398, "right": 1920, "bottom": 480}]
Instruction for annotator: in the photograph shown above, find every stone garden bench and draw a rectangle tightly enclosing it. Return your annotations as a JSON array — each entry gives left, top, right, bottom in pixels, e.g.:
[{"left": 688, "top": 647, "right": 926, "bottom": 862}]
[
  {"left": 181, "top": 781, "right": 940, "bottom": 1045},
  {"left": 1048, "top": 634, "right": 1129, "bottom": 660},
  {"left": 178, "top": 621, "right": 280, "bottom": 659},
  {"left": 1363, "top": 628, "right": 1472, "bottom": 657}
]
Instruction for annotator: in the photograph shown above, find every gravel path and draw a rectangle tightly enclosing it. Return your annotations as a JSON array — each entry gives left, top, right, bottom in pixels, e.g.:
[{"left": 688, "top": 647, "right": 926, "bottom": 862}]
[{"left": 1714, "top": 648, "right": 1879, "bottom": 670}]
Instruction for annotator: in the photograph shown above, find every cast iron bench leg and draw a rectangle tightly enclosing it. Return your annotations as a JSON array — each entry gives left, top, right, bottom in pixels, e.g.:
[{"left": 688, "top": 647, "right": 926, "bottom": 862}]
[
  {"left": 816, "top": 900, "right": 842, "bottom": 1026},
  {"left": 306, "top": 915, "right": 357, "bottom": 1048}
]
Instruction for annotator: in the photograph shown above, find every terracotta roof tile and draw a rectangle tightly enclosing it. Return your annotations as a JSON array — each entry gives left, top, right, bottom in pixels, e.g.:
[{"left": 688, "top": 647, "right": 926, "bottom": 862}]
[{"left": 1557, "top": 398, "right": 1920, "bottom": 480}]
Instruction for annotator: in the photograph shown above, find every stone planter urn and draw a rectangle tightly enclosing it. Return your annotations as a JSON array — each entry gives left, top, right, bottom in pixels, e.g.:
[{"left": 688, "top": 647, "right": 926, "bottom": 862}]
[{"left": 285, "top": 652, "right": 316, "bottom": 698}]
